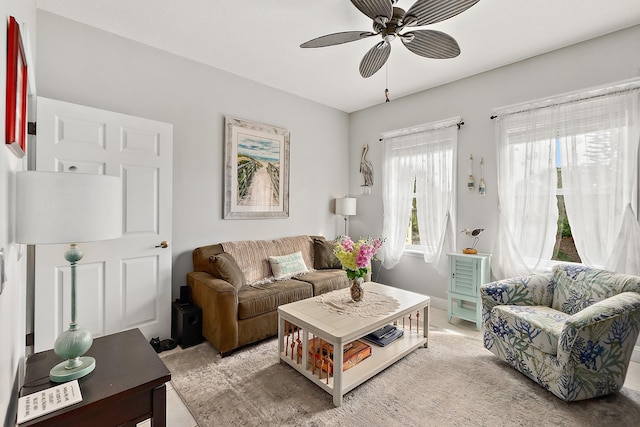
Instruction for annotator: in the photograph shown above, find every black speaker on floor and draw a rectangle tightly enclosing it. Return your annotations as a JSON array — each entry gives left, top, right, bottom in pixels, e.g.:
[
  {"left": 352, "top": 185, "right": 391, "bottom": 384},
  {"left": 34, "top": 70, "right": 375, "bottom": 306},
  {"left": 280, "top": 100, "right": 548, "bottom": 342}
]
[{"left": 171, "top": 301, "right": 203, "bottom": 349}]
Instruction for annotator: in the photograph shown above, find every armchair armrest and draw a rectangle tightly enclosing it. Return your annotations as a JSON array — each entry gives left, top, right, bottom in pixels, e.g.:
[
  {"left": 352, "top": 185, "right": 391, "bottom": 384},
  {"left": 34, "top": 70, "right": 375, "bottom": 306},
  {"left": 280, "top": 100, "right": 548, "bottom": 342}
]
[
  {"left": 558, "top": 292, "right": 640, "bottom": 367},
  {"left": 187, "top": 271, "right": 239, "bottom": 353},
  {"left": 480, "top": 272, "right": 554, "bottom": 309}
]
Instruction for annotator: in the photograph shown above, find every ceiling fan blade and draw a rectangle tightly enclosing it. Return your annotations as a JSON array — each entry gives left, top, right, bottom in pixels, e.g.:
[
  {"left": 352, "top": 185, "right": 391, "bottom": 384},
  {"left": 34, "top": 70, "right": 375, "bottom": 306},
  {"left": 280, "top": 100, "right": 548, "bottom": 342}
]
[
  {"left": 300, "top": 31, "right": 377, "bottom": 48},
  {"left": 401, "top": 30, "right": 460, "bottom": 58},
  {"left": 405, "top": 0, "right": 480, "bottom": 26},
  {"left": 351, "top": 0, "right": 393, "bottom": 25},
  {"left": 359, "top": 41, "right": 391, "bottom": 78}
]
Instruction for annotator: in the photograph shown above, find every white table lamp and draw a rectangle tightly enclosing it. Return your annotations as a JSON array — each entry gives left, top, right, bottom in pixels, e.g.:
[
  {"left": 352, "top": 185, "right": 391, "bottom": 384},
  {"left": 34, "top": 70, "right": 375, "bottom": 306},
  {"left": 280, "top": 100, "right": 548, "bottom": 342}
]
[
  {"left": 16, "top": 171, "right": 122, "bottom": 382},
  {"left": 335, "top": 197, "right": 357, "bottom": 236}
]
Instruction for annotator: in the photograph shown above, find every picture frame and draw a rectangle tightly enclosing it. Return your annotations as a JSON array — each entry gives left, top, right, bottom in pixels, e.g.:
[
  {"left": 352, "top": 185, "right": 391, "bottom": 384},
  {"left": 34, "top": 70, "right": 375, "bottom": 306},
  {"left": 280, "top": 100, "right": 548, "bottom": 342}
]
[
  {"left": 5, "top": 16, "right": 28, "bottom": 158},
  {"left": 224, "top": 117, "right": 290, "bottom": 219}
]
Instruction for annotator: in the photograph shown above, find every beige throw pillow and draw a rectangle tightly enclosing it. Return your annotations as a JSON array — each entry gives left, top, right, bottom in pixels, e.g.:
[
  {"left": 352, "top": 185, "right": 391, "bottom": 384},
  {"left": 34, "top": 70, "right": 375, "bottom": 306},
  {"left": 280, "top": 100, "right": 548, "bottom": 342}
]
[{"left": 269, "top": 251, "right": 309, "bottom": 280}]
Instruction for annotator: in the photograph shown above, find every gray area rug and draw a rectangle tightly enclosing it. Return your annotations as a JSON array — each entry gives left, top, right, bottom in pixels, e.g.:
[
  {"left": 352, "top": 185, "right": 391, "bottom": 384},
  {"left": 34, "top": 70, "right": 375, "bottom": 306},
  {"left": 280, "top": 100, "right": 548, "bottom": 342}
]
[{"left": 162, "top": 328, "right": 640, "bottom": 426}]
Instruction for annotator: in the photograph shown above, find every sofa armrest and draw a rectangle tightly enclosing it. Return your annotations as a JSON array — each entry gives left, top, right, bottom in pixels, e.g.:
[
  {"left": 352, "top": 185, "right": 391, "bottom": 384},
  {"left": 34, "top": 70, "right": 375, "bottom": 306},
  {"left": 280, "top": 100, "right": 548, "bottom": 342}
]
[
  {"left": 187, "top": 271, "right": 239, "bottom": 354},
  {"left": 558, "top": 291, "right": 640, "bottom": 365}
]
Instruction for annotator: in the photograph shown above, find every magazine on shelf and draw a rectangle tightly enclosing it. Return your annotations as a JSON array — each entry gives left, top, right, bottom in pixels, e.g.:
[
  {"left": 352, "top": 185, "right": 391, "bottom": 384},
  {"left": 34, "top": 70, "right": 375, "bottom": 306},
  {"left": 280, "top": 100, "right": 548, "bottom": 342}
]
[{"left": 362, "top": 325, "right": 404, "bottom": 347}]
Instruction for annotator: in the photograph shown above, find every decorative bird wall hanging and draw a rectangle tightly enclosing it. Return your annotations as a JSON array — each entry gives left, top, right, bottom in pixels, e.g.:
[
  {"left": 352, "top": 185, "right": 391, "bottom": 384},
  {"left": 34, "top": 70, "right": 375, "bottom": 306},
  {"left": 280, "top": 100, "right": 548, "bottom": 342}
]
[{"left": 360, "top": 144, "right": 374, "bottom": 189}]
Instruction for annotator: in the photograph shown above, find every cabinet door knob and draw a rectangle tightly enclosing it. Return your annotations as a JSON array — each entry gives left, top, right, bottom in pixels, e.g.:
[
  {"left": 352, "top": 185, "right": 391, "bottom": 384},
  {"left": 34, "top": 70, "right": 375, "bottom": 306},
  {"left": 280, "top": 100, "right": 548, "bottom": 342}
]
[{"left": 155, "top": 241, "right": 169, "bottom": 249}]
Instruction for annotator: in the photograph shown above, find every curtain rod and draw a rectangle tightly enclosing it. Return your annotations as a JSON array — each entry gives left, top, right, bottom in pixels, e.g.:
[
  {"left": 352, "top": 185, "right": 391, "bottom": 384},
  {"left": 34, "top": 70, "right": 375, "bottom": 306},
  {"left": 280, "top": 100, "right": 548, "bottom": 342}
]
[
  {"left": 490, "top": 78, "right": 640, "bottom": 120},
  {"left": 379, "top": 120, "right": 464, "bottom": 141}
]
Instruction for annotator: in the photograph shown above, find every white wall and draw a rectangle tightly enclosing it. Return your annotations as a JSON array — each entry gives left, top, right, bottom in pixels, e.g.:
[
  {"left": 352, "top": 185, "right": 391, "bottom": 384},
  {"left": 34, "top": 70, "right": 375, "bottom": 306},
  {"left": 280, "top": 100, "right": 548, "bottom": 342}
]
[
  {"left": 35, "top": 11, "right": 351, "bottom": 301},
  {"left": 1, "top": 2, "right": 36, "bottom": 425},
  {"left": 349, "top": 25, "right": 640, "bottom": 302}
]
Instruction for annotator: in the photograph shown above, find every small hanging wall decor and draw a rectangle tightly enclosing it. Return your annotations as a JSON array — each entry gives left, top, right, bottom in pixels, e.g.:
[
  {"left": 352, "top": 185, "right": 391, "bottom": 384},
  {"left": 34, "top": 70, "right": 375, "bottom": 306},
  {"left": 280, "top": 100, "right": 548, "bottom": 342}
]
[
  {"left": 467, "top": 155, "right": 475, "bottom": 191},
  {"left": 479, "top": 157, "right": 486, "bottom": 196},
  {"left": 360, "top": 144, "right": 373, "bottom": 195}
]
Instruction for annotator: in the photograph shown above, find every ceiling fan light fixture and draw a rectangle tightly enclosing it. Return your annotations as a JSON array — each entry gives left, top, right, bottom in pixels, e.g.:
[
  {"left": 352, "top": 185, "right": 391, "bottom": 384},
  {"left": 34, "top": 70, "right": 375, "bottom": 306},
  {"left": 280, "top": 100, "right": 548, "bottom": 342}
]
[{"left": 399, "top": 33, "right": 415, "bottom": 43}]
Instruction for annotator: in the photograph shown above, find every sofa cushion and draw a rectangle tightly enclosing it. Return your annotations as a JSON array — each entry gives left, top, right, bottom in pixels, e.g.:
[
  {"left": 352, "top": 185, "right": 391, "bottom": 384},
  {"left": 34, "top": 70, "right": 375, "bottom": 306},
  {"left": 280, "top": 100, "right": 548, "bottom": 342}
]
[
  {"left": 269, "top": 251, "right": 309, "bottom": 280},
  {"left": 237, "top": 280, "right": 312, "bottom": 320},
  {"left": 208, "top": 253, "right": 246, "bottom": 290},
  {"left": 221, "top": 236, "right": 313, "bottom": 285},
  {"left": 293, "top": 269, "right": 347, "bottom": 296},
  {"left": 312, "top": 237, "right": 341, "bottom": 269},
  {"left": 552, "top": 264, "right": 640, "bottom": 315},
  {"left": 490, "top": 305, "right": 569, "bottom": 355}
]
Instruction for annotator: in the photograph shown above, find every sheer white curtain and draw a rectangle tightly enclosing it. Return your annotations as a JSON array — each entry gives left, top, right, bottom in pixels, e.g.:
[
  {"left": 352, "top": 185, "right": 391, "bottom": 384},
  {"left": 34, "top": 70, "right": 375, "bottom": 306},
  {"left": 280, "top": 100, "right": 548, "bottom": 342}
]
[
  {"left": 379, "top": 136, "right": 420, "bottom": 268},
  {"left": 379, "top": 118, "right": 458, "bottom": 271},
  {"left": 558, "top": 86, "right": 640, "bottom": 274},
  {"left": 493, "top": 79, "right": 640, "bottom": 278},
  {"left": 493, "top": 108, "right": 558, "bottom": 279},
  {"left": 415, "top": 130, "right": 457, "bottom": 273}
]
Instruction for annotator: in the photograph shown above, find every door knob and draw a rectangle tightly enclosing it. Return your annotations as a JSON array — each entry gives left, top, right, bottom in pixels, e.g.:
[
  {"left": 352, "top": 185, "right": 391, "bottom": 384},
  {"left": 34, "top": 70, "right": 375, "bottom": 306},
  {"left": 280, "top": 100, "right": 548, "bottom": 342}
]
[{"left": 155, "top": 241, "right": 169, "bottom": 249}]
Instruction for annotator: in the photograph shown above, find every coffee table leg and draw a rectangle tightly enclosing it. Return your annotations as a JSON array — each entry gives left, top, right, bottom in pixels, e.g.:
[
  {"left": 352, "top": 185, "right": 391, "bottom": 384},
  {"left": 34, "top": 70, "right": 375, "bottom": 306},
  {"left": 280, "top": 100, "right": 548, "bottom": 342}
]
[
  {"left": 332, "top": 342, "right": 344, "bottom": 407},
  {"left": 278, "top": 315, "right": 285, "bottom": 363},
  {"left": 423, "top": 303, "right": 430, "bottom": 348}
]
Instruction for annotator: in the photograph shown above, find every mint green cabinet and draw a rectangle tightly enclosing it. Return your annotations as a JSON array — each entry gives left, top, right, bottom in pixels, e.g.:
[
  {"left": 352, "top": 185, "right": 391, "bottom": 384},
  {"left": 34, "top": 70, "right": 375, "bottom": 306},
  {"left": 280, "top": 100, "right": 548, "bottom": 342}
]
[{"left": 446, "top": 253, "right": 491, "bottom": 330}]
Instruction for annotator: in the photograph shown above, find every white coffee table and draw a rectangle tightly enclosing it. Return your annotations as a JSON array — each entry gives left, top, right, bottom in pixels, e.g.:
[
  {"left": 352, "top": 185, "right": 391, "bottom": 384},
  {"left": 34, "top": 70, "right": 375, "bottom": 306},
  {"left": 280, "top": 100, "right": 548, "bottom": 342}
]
[{"left": 277, "top": 282, "right": 430, "bottom": 407}]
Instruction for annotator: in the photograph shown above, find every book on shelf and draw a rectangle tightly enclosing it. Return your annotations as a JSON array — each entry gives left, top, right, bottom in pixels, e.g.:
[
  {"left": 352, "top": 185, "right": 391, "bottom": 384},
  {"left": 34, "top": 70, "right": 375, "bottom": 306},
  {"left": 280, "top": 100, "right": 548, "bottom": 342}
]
[
  {"left": 368, "top": 324, "right": 396, "bottom": 340},
  {"left": 362, "top": 325, "right": 404, "bottom": 347},
  {"left": 298, "top": 338, "right": 371, "bottom": 376}
]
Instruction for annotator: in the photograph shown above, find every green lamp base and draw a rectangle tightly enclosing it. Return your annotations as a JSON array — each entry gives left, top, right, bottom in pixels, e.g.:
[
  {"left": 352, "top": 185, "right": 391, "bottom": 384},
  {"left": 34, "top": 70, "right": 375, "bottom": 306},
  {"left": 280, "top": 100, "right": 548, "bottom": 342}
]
[{"left": 50, "top": 356, "right": 96, "bottom": 383}]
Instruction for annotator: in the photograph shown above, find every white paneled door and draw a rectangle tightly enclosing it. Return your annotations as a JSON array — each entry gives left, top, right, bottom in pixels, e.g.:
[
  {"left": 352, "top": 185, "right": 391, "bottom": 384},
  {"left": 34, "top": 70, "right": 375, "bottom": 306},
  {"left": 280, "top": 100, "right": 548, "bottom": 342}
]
[{"left": 33, "top": 97, "right": 173, "bottom": 352}]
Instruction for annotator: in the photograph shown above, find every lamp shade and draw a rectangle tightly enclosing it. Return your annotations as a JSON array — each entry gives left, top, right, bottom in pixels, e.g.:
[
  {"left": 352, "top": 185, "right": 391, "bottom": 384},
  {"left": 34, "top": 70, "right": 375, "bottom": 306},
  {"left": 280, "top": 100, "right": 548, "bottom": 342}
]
[
  {"left": 335, "top": 197, "right": 357, "bottom": 216},
  {"left": 16, "top": 171, "right": 122, "bottom": 244}
]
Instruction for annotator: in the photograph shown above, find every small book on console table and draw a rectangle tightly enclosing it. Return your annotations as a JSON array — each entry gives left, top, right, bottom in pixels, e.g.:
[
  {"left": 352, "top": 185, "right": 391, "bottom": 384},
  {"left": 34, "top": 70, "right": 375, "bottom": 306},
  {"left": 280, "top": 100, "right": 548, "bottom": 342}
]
[
  {"left": 299, "top": 338, "right": 371, "bottom": 376},
  {"left": 17, "top": 380, "right": 83, "bottom": 424},
  {"left": 362, "top": 325, "right": 404, "bottom": 347}
]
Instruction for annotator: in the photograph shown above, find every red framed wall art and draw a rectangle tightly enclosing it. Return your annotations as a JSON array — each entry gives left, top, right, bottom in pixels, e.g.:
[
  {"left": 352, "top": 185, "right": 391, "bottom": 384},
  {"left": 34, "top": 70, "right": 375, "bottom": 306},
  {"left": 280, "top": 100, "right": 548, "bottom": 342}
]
[{"left": 5, "top": 16, "right": 28, "bottom": 158}]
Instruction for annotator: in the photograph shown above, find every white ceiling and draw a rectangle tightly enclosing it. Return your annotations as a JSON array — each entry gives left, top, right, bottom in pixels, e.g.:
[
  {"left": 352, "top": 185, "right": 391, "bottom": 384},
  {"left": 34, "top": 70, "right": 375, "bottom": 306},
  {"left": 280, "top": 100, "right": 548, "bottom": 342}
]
[{"left": 35, "top": 0, "right": 640, "bottom": 113}]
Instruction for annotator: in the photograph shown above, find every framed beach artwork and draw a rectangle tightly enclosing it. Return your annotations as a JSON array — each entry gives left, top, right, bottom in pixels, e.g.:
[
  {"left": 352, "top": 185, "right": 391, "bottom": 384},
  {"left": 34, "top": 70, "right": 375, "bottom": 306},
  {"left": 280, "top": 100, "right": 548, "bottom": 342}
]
[{"left": 224, "top": 117, "right": 290, "bottom": 219}]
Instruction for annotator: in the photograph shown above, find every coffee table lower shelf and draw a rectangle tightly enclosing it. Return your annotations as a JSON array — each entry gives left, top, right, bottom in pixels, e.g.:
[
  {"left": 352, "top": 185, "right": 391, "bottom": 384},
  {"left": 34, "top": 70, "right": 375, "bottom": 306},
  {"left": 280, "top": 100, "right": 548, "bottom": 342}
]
[
  {"left": 278, "top": 284, "right": 430, "bottom": 406},
  {"left": 279, "top": 330, "right": 426, "bottom": 399}
]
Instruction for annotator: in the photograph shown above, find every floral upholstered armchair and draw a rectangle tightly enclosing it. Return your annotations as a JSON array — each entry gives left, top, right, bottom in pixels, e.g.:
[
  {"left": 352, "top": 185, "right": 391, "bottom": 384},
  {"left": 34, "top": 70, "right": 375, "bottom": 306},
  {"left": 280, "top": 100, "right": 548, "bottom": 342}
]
[{"left": 481, "top": 264, "right": 640, "bottom": 401}]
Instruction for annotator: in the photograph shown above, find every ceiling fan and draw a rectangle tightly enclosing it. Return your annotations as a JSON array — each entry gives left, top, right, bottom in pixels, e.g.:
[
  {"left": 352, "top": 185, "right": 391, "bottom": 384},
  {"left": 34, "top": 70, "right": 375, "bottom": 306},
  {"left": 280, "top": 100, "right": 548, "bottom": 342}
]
[{"left": 300, "top": 0, "right": 480, "bottom": 78}]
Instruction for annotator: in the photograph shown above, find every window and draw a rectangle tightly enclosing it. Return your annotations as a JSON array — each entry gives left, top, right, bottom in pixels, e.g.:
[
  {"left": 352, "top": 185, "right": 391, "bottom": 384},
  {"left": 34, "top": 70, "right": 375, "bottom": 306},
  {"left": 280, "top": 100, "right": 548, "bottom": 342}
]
[
  {"left": 406, "top": 179, "right": 420, "bottom": 248},
  {"left": 493, "top": 80, "right": 640, "bottom": 278},
  {"left": 553, "top": 141, "right": 581, "bottom": 263},
  {"left": 378, "top": 117, "right": 460, "bottom": 270}
]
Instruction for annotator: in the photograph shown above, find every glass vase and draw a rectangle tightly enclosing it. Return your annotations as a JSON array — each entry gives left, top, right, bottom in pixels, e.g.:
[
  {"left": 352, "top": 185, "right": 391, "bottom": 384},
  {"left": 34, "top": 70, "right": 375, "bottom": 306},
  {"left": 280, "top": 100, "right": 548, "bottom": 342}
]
[{"left": 350, "top": 277, "right": 364, "bottom": 302}]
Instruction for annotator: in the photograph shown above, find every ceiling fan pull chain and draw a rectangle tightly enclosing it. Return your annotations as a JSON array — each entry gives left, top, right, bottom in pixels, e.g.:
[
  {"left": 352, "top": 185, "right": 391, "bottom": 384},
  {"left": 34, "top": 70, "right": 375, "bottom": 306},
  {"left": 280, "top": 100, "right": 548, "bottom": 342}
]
[{"left": 385, "top": 64, "right": 391, "bottom": 103}]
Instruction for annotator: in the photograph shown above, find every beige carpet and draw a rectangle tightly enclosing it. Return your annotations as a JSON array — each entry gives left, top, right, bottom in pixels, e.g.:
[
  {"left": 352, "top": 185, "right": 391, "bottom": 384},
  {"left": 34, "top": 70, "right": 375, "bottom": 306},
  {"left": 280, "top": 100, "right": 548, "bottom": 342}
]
[{"left": 162, "top": 328, "right": 640, "bottom": 426}]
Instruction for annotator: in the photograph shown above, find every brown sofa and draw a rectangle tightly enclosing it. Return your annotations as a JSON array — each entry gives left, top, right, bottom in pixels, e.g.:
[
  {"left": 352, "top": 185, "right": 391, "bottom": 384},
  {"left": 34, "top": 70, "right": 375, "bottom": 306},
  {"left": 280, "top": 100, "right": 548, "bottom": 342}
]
[{"left": 187, "top": 235, "right": 348, "bottom": 355}]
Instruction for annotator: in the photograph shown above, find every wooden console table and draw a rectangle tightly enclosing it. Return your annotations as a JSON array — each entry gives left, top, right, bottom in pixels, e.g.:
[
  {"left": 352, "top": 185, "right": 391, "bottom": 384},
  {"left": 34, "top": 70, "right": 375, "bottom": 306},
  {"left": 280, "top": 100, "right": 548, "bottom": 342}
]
[{"left": 20, "top": 328, "right": 171, "bottom": 426}]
